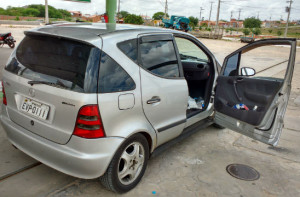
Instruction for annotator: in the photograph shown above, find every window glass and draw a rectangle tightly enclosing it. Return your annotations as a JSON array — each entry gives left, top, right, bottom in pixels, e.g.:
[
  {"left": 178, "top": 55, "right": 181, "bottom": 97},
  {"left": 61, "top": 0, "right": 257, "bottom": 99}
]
[
  {"left": 117, "top": 39, "right": 138, "bottom": 63},
  {"left": 140, "top": 40, "right": 179, "bottom": 78},
  {"left": 239, "top": 45, "right": 290, "bottom": 79},
  {"left": 175, "top": 37, "right": 209, "bottom": 62},
  {"left": 98, "top": 52, "right": 135, "bottom": 93},
  {"left": 11, "top": 35, "right": 100, "bottom": 93},
  {"left": 223, "top": 45, "right": 290, "bottom": 79},
  {"left": 224, "top": 53, "right": 239, "bottom": 76}
]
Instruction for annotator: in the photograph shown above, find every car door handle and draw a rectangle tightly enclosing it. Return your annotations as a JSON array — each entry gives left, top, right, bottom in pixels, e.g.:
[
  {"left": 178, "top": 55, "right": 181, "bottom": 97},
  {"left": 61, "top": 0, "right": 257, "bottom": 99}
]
[{"left": 147, "top": 96, "right": 161, "bottom": 104}]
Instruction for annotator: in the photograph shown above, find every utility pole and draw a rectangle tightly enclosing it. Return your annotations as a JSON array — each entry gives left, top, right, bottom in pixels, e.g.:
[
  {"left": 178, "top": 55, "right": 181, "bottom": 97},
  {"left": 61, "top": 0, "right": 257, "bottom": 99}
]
[
  {"left": 117, "top": 0, "right": 120, "bottom": 23},
  {"left": 216, "top": 0, "right": 221, "bottom": 28},
  {"left": 284, "top": 0, "right": 293, "bottom": 37},
  {"left": 214, "top": 0, "right": 221, "bottom": 38},
  {"left": 45, "top": 0, "right": 49, "bottom": 24},
  {"left": 238, "top": 9, "right": 241, "bottom": 21},
  {"left": 237, "top": 9, "right": 242, "bottom": 29},
  {"left": 164, "top": 0, "right": 168, "bottom": 19},
  {"left": 200, "top": 7, "right": 204, "bottom": 22},
  {"left": 230, "top": 11, "right": 233, "bottom": 22},
  {"left": 257, "top": 11, "right": 259, "bottom": 19},
  {"left": 208, "top": 1, "right": 213, "bottom": 27}
]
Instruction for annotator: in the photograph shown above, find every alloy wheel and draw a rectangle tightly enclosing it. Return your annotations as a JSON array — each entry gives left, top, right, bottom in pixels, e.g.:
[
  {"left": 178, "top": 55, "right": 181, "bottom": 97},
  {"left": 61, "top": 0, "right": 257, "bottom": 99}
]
[{"left": 117, "top": 142, "right": 145, "bottom": 185}]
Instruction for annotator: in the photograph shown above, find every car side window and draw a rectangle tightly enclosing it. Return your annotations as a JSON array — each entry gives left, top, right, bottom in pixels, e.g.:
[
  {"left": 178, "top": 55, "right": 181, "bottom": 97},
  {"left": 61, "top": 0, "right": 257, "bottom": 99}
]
[
  {"left": 98, "top": 52, "right": 135, "bottom": 93},
  {"left": 223, "top": 44, "right": 291, "bottom": 79},
  {"left": 140, "top": 40, "right": 180, "bottom": 78},
  {"left": 223, "top": 53, "right": 239, "bottom": 76},
  {"left": 239, "top": 45, "right": 290, "bottom": 79},
  {"left": 117, "top": 39, "right": 138, "bottom": 63},
  {"left": 174, "top": 37, "right": 209, "bottom": 62}
]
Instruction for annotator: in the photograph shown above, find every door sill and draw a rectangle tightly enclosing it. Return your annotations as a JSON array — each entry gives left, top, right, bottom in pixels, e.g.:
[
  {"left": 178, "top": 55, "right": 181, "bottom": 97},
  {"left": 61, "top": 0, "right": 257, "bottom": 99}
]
[
  {"left": 151, "top": 118, "right": 213, "bottom": 158},
  {"left": 186, "top": 109, "right": 204, "bottom": 119}
]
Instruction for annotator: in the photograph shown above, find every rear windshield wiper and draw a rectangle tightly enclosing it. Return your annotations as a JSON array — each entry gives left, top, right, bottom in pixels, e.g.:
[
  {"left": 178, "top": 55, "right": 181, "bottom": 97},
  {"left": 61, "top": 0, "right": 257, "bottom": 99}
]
[{"left": 28, "top": 80, "right": 68, "bottom": 89}]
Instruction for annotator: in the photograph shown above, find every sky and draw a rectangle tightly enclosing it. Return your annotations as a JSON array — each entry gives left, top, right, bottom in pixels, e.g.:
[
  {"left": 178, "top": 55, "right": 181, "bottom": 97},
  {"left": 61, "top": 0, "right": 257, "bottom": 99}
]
[{"left": 1, "top": 0, "right": 300, "bottom": 21}]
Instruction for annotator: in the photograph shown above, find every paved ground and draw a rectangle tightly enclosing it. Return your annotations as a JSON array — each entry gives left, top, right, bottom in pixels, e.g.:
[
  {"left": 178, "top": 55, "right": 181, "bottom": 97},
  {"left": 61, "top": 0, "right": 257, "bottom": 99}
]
[{"left": 0, "top": 25, "right": 299, "bottom": 197}]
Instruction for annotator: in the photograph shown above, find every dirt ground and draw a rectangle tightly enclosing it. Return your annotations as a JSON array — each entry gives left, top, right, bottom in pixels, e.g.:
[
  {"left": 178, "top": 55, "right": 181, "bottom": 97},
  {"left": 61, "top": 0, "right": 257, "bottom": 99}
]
[{"left": 0, "top": 25, "right": 299, "bottom": 197}]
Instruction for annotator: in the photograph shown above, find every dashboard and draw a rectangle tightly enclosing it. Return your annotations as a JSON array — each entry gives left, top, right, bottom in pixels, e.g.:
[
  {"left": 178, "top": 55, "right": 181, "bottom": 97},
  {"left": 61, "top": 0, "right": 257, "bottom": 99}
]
[{"left": 182, "top": 60, "right": 210, "bottom": 80}]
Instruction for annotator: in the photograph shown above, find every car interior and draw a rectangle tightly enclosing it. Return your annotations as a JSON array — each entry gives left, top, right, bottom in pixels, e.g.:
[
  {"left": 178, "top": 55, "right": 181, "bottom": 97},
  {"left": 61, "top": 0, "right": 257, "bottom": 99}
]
[
  {"left": 180, "top": 56, "right": 215, "bottom": 118},
  {"left": 174, "top": 36, "right": 216, "bottom": 118}
]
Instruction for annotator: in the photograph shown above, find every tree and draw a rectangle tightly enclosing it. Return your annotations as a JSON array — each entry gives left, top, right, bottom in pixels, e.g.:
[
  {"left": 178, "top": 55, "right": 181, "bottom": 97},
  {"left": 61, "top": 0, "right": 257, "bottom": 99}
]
[
  {"left": 242, "top": 28, "right": 250, "bottom": 35},
  {"left": 244, "top": 17, "right": 261, "bottom": 28},
  {"left": 201, "top": 23, "right": 208, "bottom": 27},
  {"left": 277, "top": 30, "right": 282, "bottom": 36},
  {"left": 28, "top": 4, "right": 45, "bottom": 17},
  {"left": 119, "top": 11, "right": 129, "bottom": 18},
  {"left": 228, "top": 27, "right": 235, "bottom": 32},
  {"left": 251, "top": 28, "right": 261, "bottom": 35},
  {"left": 0, "top": 4, "right": 70, "bottom": 19},
  {"left": 152, "top": 12, "right": 168, "bottom": 20},
  {"left": 189, "top": 16, "right": 198, "bottom": 29},
  {"left": 0, "top": 8, "right": 6, "bottom": 15},
  {"left": 58, "top": 9, "right": 71, "bottom": 19},
  {"left": 48, "top": 6, "right": 63, "bottom": 18},
  {"left": 124, "top": 14, "right": 143, "bottom": 25},
  {"left": 268, "top": 29, "right": 273, "bottom": 34},
  {"left": 5, "top": 7, "right": 25, "bottom": 16},
  {"left": 22, "top": 8, "right": 40, "bottom": 17}
]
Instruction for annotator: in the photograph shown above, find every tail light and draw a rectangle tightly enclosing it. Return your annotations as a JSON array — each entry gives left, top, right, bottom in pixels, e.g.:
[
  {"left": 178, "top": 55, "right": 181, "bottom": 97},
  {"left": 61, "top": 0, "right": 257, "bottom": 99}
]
[
  {"left": 73, "top": 105, "right": 105, "bottom": 138},
  {"left": 8, "top": 33, "right": 11, "bottom": 37},
  {"left": 2, "top": 81, "right": 7, "bottom": 105}
]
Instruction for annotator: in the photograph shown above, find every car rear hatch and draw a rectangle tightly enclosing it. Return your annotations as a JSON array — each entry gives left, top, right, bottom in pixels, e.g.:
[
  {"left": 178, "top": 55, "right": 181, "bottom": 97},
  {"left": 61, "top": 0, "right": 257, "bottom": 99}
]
[{"left": 3, "top": 32, "right": 101, "bottom": 144}]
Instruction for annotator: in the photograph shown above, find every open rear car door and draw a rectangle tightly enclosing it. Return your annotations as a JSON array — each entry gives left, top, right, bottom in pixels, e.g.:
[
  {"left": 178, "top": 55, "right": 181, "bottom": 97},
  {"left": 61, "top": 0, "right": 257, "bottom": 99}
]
[{"left": 214, "top": 39, "right": 297, "bottom": 146}]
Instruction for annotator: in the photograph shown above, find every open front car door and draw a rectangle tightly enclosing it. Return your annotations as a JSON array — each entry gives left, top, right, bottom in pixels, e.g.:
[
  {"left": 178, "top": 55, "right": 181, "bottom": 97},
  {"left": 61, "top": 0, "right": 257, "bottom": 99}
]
[{"left": 214, "top": 39, "right": 297, "bottom": 146}]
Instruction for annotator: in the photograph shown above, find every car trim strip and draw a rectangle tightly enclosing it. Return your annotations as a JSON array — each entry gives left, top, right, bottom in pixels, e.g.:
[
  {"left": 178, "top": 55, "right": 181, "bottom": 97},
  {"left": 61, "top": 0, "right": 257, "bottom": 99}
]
[{"left": 157, "top": 119, "right": 186, "bottom": 132}]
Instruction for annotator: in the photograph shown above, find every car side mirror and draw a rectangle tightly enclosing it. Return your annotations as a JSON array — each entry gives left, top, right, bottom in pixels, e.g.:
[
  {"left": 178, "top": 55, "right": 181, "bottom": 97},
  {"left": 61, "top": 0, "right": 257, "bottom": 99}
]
[{"left": 241, "top": 67, "right": 256, "bottom": 76}]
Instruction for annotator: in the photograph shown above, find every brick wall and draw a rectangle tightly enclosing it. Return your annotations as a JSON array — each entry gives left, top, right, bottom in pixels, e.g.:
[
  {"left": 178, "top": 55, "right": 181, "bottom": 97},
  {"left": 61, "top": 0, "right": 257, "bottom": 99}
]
[{"left": 0, "top": 15, "right": 44, "bottom": 21}]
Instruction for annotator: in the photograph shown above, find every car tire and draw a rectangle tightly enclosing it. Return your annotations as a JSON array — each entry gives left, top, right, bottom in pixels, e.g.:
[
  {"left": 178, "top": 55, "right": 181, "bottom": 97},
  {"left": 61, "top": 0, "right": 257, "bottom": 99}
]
[
  {"left": 100, "top": 133, "right": 149, "bottom": 193},
  {"left": 8, "top": 41, "right": 15, "bottom": 49},
  {"left": 213, "top": 123, "right": 225, "bottom": 129}
]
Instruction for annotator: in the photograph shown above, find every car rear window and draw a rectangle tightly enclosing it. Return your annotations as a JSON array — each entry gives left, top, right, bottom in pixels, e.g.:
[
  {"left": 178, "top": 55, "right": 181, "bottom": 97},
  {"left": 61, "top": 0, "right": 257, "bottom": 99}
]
[
  {"left": 98, "top": 52, "right": 135, "bottom": 93},
  {"left": 7, "top": 35, "right": 101, "bottom": 93},
  {"left": 117, "top": 39, "right": 138, "bottom": 63}
]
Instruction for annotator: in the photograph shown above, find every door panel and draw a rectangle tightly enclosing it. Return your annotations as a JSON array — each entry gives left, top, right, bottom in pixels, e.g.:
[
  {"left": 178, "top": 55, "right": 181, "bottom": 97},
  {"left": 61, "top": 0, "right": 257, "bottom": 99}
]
[
  {"left": 214, "top": 76, "right": 282, "bottom": 126},
  {"left": 214, "top": 39, "right": 297, "bottom": 146},
  {"left": 138, "top": 34, "right": 189, "bottom": 146},
  {"left": 140, "top": 69, "right": 188, "bottom": 146}
]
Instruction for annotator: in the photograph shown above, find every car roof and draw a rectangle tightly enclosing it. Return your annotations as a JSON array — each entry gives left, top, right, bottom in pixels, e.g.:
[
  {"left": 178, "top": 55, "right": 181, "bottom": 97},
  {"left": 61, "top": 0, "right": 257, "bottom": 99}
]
[{"left": 25, "top": 23, "right": 182, "bottom": 44}]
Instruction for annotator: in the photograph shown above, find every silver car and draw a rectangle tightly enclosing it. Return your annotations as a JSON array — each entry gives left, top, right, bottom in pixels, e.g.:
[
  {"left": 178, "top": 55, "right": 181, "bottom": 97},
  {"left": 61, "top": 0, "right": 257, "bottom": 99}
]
[{"left": 0, "top": 23, "right": 296, "bottom": 193}]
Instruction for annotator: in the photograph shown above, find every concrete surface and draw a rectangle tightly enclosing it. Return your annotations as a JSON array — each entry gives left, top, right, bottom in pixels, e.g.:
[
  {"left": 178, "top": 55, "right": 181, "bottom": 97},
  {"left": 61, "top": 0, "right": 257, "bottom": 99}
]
[{"left": 0, "top": 25, "right": 299, "bottom": 197}]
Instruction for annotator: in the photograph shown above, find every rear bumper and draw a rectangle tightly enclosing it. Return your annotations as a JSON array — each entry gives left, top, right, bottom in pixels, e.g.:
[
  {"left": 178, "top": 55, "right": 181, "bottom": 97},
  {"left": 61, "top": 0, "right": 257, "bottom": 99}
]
[{"left": 0, "top": 106, "right": 124, "bottom": 179}]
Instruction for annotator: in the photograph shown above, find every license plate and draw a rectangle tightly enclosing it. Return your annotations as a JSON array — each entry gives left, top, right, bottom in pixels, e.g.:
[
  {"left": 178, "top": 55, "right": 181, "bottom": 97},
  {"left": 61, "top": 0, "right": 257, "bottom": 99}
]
[{"left": 20, "top": 98, "right": 50, "bottom": 120}]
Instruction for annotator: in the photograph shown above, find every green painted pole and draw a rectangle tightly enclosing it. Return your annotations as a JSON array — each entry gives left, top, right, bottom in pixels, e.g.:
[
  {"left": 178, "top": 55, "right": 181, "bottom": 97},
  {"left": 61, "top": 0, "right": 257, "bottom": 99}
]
[{"left": 106, "top": 0, "right": 117, "bottom": 24}]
